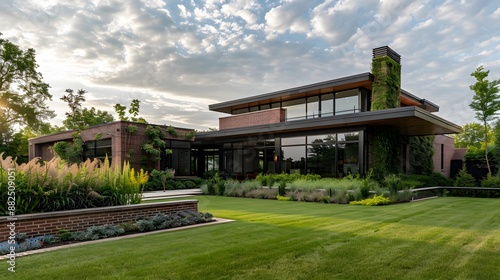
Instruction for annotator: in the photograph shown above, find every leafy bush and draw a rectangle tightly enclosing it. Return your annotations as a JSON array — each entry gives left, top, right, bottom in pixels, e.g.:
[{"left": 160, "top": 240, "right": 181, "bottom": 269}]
[
  {"left": 57, "top": 228, "right": 73, "bottom": 242},
  {"left": 120, "top": 222, "right": 139, "bottom": 232},
  {"left": 276, "top": 195, "right": 292, "bottom": 201},
  {"left": 396, "top": 189, "right": 414, "bottom": 203},
  {"left": 135, "top": 211, "right": 214, "bottom": 232},
  {"left": 245, "top": 188, "right": 278, "bottom": 199},
  {"left": 401, "top": 173, "right": 453, "bottom": 188},
  {"left": 454, "top": 164, "right": 477, "bottom": 188},
  {"left": 481, "top": 174, "right": 500, "bottom": 188},
  {"left": 72, "top": 225, "right": 125, "bottom": 241},
  {"left": 0, "top": 236, "right": 44, "bottom": 254},
  {"left": 136, "top": 219, "right": 156, "bottom": 232},
  {"left": 330, "top": 189, "right": 350, "bottom": 204},
  {"left": 384, "top": 174, "right": 403, "bottom": 194},
  {"left": 350, "top": 194, "right": 391, "bottom": 206},
  {"left": 224, "top": 180, "right": 259, "bottom": 197}
]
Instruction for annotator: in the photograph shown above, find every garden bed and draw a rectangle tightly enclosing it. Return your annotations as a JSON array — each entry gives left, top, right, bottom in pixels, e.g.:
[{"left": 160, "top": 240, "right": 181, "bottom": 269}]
[
  {"left": 1, "top": 210, "right": 216, "bottom": 257},
  {"left": 0, "top": 216, "right": 233, "bottom": 260}
]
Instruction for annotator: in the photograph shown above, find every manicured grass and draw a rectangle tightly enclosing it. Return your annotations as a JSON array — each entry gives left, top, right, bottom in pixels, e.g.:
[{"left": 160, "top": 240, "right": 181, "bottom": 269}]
[{"left": 5, "top": 196, "right": 500, "bottom": 279}]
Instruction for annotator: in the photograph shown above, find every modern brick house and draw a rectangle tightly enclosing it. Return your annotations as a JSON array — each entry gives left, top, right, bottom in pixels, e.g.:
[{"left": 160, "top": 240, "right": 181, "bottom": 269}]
[
  {"left": 29, "top": 122, "right": 196, "bottom": 174},
  {"left": 30, "top": 46, "right": 461, "bottom": 177}
]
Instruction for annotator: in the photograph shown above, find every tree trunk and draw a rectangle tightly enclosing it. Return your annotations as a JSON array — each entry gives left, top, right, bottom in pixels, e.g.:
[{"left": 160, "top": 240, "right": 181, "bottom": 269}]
[{"left": 484, "top": 120, "right": 491, "bottom": 175}]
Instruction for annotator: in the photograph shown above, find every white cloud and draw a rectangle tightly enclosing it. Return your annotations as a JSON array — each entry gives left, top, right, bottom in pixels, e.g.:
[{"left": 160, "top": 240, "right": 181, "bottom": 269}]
[{"left": 1, "top": 0, "right": 499, "bottom": 130}]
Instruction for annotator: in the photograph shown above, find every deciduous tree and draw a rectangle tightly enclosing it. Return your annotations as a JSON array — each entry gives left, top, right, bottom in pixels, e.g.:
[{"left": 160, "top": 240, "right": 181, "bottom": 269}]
[
  {"left": 61, "top": 88, "right": 114, "bottom": 130},
  {"left": 114, "top": 99, "right": 147, "bottom": 123},
  {"left": 469, "top": 66, "right": 500, "bottom": 175},
  {"left": 453, "top": 122, "right": 493, "bottom": 149},
  {"left": 0, "top": 33, "right": 55, "bottom": 159}
]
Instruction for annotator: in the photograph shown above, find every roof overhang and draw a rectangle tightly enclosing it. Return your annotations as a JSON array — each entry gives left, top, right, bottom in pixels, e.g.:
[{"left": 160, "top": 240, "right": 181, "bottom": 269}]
[
  {"left": 209, "top": 73, "right": 374, "bottom": 114},
  {"left": 401, "top": 89, "right": 439, "bottom": 112},
  {"left": 197, "top": 106, "right": 461, "bottom": 142}
]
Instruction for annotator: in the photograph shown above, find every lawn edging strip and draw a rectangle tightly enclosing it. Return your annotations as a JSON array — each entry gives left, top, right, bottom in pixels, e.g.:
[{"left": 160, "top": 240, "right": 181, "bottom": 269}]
[{"left": 0, "top": 218, "right": 234, "bottom": 260}]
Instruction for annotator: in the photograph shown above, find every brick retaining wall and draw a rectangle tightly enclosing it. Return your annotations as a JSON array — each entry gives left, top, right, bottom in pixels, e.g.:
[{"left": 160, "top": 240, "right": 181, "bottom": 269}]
[{"left": 0, "top": 200, "right": 198, "bottom": 241}]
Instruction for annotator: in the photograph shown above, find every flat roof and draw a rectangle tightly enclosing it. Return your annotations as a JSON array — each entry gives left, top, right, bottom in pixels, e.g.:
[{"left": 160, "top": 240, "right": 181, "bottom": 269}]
[
  {"left": 209, "top": 72, "right": 439, "bottom": 114},
  {"left": 209, "top": 73, "right": 374, "bottom": 114},
  {"left": 197, "top": 106, "right": 461, "bottom": 142}
]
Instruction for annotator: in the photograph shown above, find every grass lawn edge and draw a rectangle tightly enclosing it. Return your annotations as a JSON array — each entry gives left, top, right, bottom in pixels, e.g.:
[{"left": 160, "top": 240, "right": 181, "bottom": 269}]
[{"left": 0, "top": 217, "right": 234, "bottom": 260}]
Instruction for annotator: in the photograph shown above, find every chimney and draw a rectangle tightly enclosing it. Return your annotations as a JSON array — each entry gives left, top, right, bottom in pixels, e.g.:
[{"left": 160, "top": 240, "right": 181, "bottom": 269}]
[{"left": 371, "top": 46, "right": 401, "bottom": 110}]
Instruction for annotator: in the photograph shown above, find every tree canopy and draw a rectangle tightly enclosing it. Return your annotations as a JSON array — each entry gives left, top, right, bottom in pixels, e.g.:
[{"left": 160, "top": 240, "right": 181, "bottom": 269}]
[
  {"left": 61, "top": 88, "right": 114, "bottom": 130},
  {"left": 114, "top": 99, "right": 147, "bottom": 123},
  {"left": 0, "top": 33, "right": 55, "bottom": 155},
  {"left": 454, "top": 122, "right": 493, "bottom": 149}
]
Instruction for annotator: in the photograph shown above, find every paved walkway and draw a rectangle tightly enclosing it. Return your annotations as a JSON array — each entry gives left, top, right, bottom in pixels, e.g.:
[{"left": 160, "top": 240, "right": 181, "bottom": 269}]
[{"left": 142, "top": 188, "right": 203, "bottom": 201}]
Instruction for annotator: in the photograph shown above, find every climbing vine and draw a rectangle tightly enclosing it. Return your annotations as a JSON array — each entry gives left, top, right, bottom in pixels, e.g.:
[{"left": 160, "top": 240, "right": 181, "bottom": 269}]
[
  {"left": 370, "top": 55, "right": 402, "bottom": 179},
  {"left": 409, "top": 136, "right": 435, "bottom": 175},
  {"left": 141, "top": 125, "right": 167, "bottom": 170},
  {"left": 371, "top": 56, "right": 401, "bottom": 110},
  {"left": 371, "top": 126, "right": 401, "bottom": 181}
]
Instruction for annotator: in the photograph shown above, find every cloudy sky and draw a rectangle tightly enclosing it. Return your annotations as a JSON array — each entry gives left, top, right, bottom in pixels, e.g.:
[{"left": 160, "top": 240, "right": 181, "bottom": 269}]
[{"left": 1, "top": 0, "right": 500, "bottom": 131}]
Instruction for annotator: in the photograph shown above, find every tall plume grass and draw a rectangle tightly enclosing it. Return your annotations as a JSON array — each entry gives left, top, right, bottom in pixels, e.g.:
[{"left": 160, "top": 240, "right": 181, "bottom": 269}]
[{"left": 0, "top": 153, "right": 148, "bottom": 215}]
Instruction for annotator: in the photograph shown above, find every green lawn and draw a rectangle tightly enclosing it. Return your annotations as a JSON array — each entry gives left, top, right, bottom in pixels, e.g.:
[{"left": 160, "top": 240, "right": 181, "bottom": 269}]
[{"left": 3, "top": 196, "right": 499, "bottom": 280}]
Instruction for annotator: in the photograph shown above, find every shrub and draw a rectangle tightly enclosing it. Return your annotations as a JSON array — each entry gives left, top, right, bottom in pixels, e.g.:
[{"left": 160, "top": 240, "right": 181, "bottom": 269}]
[
  {"left": 72, "top": 225, "right": 125, "bottom": 241},
  {"left": 0, "top": 236, "right": 44, "bottom": 254},
  {"left": 384, "top": 174, "right": 403, "bottom": 194},
  {"left": 57, "top": 228, "right": 73, "bottom": 242},
  {"left": 396, "top": 189, "right": 413, "bottom": 202},
  {"left": 120, "top": 223, "right": 139, "bottom": 232},
  {"left": 278, "top": 181, "right": 286, "bottom": 196},
  {"left": 183, "top": 180, "right": 197, "bottom": 189},
  {"left": 136, "top": 219, "right": 156, "bottom": 232},
  {"left": 454, "top": 164, "right": 477, "bottom": 188},
  {"left": 276, "top": 195, "right": 292, "bottom": 201},
  {"left": 350, "top": 194, "right": 391, "bottom": 206},
  {"left": 481, "top": 174, "right": 500, "bottom": 188},
  {"left": 303, "top": 190, "right": 328, "bottom": 203},
  {"left": 245, "top": 188, "right": 278, "bottom": 199},
  {"left": 401, "top": 172, "right": 453, "bottom": 188},
  {"left": 330, "top": 189, "right": 350, "bottom": 204},
  {"left": 134, "top": 211, "right": 214, "bottom": 232}
]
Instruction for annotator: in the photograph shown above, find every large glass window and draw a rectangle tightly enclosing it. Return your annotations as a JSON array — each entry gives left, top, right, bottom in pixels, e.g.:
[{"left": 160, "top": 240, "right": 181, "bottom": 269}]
[
  {"left": 282, "top": 146, "right": 306, "bottom": 174},
  {"left": 338, "top": 142, "right": 359, "bottom": 176},
  {"left": 282, "top": 136, "right": 305, "bottom": 146},
  {"left": 321, "top": 93, "right": 334, "bottom": 117},
  {"left": 283, "top": 98, "right": 306, "bottom": 120},
  {"left": 336, "top": 89, "right": 359, "bottom": 115},
  {"left": 307, "top": 96, "right": 319, "bottom": 119},
  {"left": 280, "top": 131, "right": 361, "bottom": 177},
  {"left": 162, "top": 140, "right": 192, "bottom": 176},
  {"left": 84, "top": 138, "right": 112, "bottom": 161},
  {"left": 204, "top": 149, "right": 219, "bottom": 172}
]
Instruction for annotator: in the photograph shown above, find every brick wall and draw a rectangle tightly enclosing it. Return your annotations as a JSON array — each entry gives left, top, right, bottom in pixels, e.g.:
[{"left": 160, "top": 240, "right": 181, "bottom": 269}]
[
  {"left": 0, "top": 200, "right": 198, "bottom": 241},
  {"left": 219, "top": 108, "right": 286, "bottom": 130}
]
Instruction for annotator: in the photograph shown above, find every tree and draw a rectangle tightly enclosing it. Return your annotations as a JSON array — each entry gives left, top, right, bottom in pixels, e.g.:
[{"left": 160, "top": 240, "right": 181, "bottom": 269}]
[
  {"left": 61, "top": 88, "right": 86, "bottom": 130},
  {"left": 61, "top": 88, "right": 114, "bottom": 130},
  {"left": 0, "top": 124, "right": 64, "bottom": 163},
  {"left": 0, "top": 33, "right": 55, "bottom": 159},
  {"left": 469, "top": 66, "right": 500, "bottom": 175},
  {"left": 114, "top": 99, "right": 147, "bottom": 123},
  {"left": 454, "top": 122, "right": 493, "bottom": 149},
  {"left": 81, "top": 107, "right": 114, "bottom": 127}
]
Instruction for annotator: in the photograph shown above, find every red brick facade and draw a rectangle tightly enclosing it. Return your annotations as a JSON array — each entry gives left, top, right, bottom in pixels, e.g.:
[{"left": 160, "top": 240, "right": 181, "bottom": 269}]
[
  {"left": 28, "top": 121, "right": 195, "bottom": 170},
  {"left": 219, "top": 108, "right": 286, "bottom": 130},
  {"left": 0, "top": 200, "right": 198, "bottom": 241}
]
